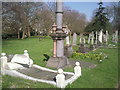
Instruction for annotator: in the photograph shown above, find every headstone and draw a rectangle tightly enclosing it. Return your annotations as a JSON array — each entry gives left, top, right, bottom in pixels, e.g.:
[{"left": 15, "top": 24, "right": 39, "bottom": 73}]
[
  {"left": 103, "top": 33, "right": 106, "bottom": 43},
  {"left": 56, "top": 69, "right": 65, "bottom": 88},
  {"left": 88, "top": 33, "right": 91, "bottom": 44},
  {"left": 72, "top": 33, "right": 77, "bottom": 46},
  {"left": 66, "top": 36, "right": 70, "bottom": 46},
  {"left": 105, "top": 30, "right": 108, "bottom": 44},
  {"left": 83, "top": 38, "right": 86, "bottom": 44},
  {"left": 115, "top": 30, "right": 118, "bottom": 43},
  {"left": 1, "top": 53, "right": 7, "bottom": 75},
  {"left": 95, "top": 31, "right": 98, "bottom": 44},
  {"left": 91, "top": 32, "right": 94, "bottom": 45},
  {"left": 99, "top": 29, "right": 103, "bottom": 43},
  {"left": 112, "top": 33, "right": 115, "bottom": 42},
  {"left": 80, "top": 37, "right": 82, "bottom": 44},
  {"left": 77, "top": 44, "right": 89, "bottom": 53},
  {"left": 74, "top": 62, "right": 81, "bottom": 77},
  {"left": 64, "top": 45, "right": 73, "bottom": 57},
  {"left": 65, "top": 27, "right": 70, "bottom": 46}
]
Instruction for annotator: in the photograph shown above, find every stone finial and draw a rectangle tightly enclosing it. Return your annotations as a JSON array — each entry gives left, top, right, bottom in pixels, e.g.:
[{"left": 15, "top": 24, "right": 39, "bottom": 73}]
[
  {"left": 24, "top": 50, "right": 28, "bottom": 53},
  {"left": 56, "top": 69, "right": 65, "bottom": 88},
  {"left": 24, "top": 50, "right": 29, "bottom": 58},
  {"left": 76, "top": 62, "right": 80, "bottom": 66},
  {"left": 1, "top": 53, "right": 7, "bottom": 75},
  {"left": 58, "top": 68, "right": 63, "bottom": 74},
  {"left": 74, "top": 62, "right": 81, "bottom": 77},
  {"left": 1, "top": 53, "right": 6, "bottom": 56}
]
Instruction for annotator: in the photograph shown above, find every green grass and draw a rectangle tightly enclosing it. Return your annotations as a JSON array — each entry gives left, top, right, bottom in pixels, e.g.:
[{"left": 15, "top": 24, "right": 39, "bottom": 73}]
[
  {"left": 2, "top": 37, "right": 53, "bottom": 67},
  {"left": 2, "top": 37, "right": 118, "bottom": 88}
]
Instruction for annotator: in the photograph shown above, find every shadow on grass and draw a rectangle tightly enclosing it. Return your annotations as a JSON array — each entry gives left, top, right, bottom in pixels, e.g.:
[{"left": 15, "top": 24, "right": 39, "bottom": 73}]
[{"left": 43, "top": 54, "right": 50, "bottom": 61}]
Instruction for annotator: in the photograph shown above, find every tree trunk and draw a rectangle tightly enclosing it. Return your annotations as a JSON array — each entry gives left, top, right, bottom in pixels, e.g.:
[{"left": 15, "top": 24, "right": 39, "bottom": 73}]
[
  {"left": 18, "top": 31, "right": 20, "bottom": 39},
  {"left": 28, "top": 29, "right": 31, "bottom": 37},
  {"left": 22, "top": 30, "right": 25, "bottom": 39}
]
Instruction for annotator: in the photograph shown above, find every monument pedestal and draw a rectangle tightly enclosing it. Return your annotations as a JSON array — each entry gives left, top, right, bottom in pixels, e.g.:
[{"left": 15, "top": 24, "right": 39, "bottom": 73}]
[{"left": 46, "top": 57, "right": 69, "bottom": 69}]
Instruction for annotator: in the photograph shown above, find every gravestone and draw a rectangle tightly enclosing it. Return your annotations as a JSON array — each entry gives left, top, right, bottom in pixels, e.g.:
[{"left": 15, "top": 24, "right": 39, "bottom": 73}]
[
  {"left": 88, "top": 33, "right": 92, "bottom": 44},
  {"left": 64, "top": 45, "right": 73, "bottom": 57},
  {"left": 95, "top": 31, "right": 98, "bottom": 45},
  {"left": 98, "top": 29, "right": 103, "bottom": 46},
  {"left": 91, "top": 32, "right": 94, "bottom": 45},
  {"left": 77, "top": 44, "right": 89, "bottom": 53},
  {"left": 115, "top": 30, "right": 118, "bottom": 43},
  {"left": 65, "top": 26, "right": 71, "bottom": 46},
  {"left": 105, "top": 30, "right": 109, "bottom": 44},
  {"left": 72, "top": 33, "right": 77, "bottom": 46}
]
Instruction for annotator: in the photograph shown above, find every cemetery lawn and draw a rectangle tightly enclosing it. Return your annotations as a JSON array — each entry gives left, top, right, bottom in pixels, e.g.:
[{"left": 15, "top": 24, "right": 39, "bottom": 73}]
[{"left": 2, "top": 37, "right": 118, "bottom": 88}]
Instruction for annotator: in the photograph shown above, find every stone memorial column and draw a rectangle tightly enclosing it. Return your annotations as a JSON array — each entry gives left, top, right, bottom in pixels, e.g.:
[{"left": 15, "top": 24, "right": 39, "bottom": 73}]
[{"left": 46, "top": 0, "right": 68, "bottom": 69}]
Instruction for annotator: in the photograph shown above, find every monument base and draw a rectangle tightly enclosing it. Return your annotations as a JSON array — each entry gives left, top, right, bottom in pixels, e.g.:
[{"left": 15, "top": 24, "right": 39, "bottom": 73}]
[{"left": 46, "top": 56, "right": 69, "bottom": 69}]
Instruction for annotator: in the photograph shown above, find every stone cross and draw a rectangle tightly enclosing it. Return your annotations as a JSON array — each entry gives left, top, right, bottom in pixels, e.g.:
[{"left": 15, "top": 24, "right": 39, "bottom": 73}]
[
  {"left": 1, "top": 53, "right": 7, "bottom": 75},
  {"left": 72, "top": 33, "right": 77, "bottom": 45},
  {"left": 74, "top": 62, "right": 81, "bottom": 77},
  {"left": 56, "top": 69, "right": 65, "bottom": 88}
]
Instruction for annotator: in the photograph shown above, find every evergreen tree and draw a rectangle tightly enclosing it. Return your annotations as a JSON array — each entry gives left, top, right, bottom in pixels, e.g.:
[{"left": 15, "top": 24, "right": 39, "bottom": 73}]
[{"left": 85, "top": 2, "right": 111, "bottom": 33}]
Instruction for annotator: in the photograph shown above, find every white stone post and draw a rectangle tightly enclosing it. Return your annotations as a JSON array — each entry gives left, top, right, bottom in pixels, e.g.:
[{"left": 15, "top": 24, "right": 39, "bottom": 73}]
[
  {"left": 56, "top": 69, "right": 65, "bottom": 88},
  {"left": 1, "top": 53, "right": 7, "bottom": 75},
  {"left": 74, "top": 62, "right": 81, "bottom": 77},
  {"left": 24, "top": 50, "right": 29, "bottom": 58},
  {"left": 24, "top": 50, "right": 31, "bottom": 67}
]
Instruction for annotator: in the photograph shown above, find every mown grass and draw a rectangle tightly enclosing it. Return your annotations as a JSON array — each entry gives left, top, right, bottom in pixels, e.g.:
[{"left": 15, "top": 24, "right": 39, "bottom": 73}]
[{"left": 2, "top": 37, "right": 118, "bottom": 88}]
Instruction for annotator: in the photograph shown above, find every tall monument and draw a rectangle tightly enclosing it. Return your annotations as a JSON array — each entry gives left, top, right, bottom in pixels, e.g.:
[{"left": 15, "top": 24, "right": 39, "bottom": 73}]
[{"left": 46, "top": 0, "right": 69, "bottom": 69}]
